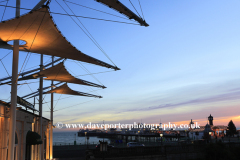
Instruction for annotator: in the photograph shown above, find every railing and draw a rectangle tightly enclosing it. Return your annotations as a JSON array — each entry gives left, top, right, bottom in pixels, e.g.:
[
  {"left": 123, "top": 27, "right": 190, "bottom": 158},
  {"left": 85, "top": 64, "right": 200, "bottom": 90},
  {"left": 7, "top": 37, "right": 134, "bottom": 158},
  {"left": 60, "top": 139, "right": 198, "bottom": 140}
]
[
  {"left": 53, "top": 142, "right": 97, "bottom": 146},
  {"left": 91, "top": 142, "right": 240, "bottom": 159}
]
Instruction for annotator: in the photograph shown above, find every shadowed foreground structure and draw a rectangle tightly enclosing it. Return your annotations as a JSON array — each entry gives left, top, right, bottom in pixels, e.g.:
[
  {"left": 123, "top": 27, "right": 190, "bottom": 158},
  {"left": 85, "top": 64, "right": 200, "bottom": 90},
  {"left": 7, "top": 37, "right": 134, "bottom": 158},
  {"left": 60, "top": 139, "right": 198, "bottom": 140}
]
[{"left": 52, "top": 142, "right": 240, "bottom": 160}]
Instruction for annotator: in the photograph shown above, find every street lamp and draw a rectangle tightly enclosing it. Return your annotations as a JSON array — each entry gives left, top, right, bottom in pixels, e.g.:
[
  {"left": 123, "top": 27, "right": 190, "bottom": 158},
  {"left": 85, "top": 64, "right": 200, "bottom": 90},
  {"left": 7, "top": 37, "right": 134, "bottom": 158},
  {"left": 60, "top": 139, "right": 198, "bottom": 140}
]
[
  {"left": 87, "top": 136, "right": 89, "bottom": 149},
  {"left": 138, "top": 130, "right": 140, "bottom": 141},
  {"left": 85, "top": 132, "right": 87, "bottom": 145},
  {"left": 209, "top": 132, "right": 211, "bottom": 143},
  {"left": 74, "top": 133, "right": 76, "bottom": 145},
  {"left": 160, "top": 133, "right": 163, "bottom": 145}
]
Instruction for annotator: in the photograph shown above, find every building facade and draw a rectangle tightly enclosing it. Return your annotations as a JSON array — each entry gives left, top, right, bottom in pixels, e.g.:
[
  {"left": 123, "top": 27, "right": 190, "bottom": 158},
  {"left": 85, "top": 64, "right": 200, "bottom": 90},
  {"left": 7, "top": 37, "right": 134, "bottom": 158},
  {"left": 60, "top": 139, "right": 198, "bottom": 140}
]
[{"left": 0, "top": 100, "right": 50, "bottom": 160}]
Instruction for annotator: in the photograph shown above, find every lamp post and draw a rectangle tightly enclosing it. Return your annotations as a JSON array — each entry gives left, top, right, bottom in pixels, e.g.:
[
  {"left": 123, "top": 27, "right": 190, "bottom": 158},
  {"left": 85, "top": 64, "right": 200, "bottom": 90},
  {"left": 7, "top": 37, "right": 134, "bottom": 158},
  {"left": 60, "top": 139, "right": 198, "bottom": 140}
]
[
  {"left": 209, "top": 132, "right": 211, "bottom": 143},
  {"left": 87, "top": 136, "right": 89, "bottom": 149},
  {"left": 74, "top": 134, "right": 77, "bottom": 145},
  {"left": 85, "top": 132, "right": 87, "bottom": 145},
  {"left": 138, "top": 131, "right": 140, "bottom": 141},
  {"left": 160, "top": 133, "right": 163, "bottom": 145}
]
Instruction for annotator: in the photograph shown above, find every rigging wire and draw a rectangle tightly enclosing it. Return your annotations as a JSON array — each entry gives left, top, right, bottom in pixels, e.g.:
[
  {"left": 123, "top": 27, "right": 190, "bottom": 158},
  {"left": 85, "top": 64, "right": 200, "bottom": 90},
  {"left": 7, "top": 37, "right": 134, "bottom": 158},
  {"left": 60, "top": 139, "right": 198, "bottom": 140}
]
[
  {"left": 16, "top": 9, "right": 48, "bottom": 82},
  {"left": 0, "top": 0, "right": 8, "bottom": 3},
  {"left": 5, "top": 85, "right": 23, "bottom": 102},
  {"left": 10, "top": 84, "right": 23, "bottom": 100},
  {"left": 129, "top": 0, "right": 142, "bottom": 19},
  {"left": 7, "top": 8, "right": 52, "bottom": 109},
  {"left": 56, "top": 0, "right": 118, "bottom": 68},
  {"left": 0, "top": 59, "right": 10, "bottom": 76},
  {"left": 138, "top": 0, "right": 145, "bottom": 21},
  {"left": 25, "top": 81, "right": 51, "bottom": 109},
  {"left": 0, "top": 36, "right": 25, "bottom": 60},
  {"left": 65, "top": 66, "right": 101, "bottom": 96},
  {"left": 66, "top": 59, "right": 116, "bottom": 77},
  {"left": 1, "top": 6, "right": 47, "bottom": 83},
  {"left": 6, "top": 11, "right": 42, "bottom": 41},
  {"left": 23, "top": 57, "right": 52, "bottom": 71},
  {"left": 53, "top": 99, "right": 97, "bottom": 112},
  {"left": 22, "top": 53, "right": 32, "bottom": 72},
  {"left": 63, "top": 0, "right": 118, "bottom": 68},
  {"left": 0, "top": 50, "right": 11, "bottom": 60},
  {"left": 75, "top": 70, "right": 115, "bottom": 77},
  {"left": 0, "top": 1, "right": 128, "bottom": 111},
  {"left": 52, "top": 84, "right": 66, "bottom": 110},
  {"left": 1, "top": 0, "right": 8, "bottom": 22},
  {"left": 74, "top": 60, "right": 104, "bottom": 86},
  {"left": 6, "top": 81, "right": 40, "bottom": 85},
  {"left": 44, "top": 95, "right": 75, "bottom": 103},
  {"left": 43, "top": 88, "right": 103, "bottom": 104},
  {"left": 0, "top": 42, "right": 30, "bottom": 81},
  {"left": 64, "top": 0, "right": 133, "bottom": 21},
  {"left": 51, "top": 60, "right": 68, "bottom": 110},
  {"left": 0, "top": 4, "right": 140, "bottom": 25}
]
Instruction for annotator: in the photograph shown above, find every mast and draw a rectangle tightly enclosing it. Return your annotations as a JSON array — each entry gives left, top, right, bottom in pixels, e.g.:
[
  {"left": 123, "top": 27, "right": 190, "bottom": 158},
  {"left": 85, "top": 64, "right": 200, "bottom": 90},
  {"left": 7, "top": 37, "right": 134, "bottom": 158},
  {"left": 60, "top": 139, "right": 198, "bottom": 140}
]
[
  {"left": 50, "top": 56, "right": 54, "bottom": 159},
  {"left": 39, "top": 54, "right": 43, "bottom": 160},
  {"left": 33, "top": 2, "right": 51, "bottom": 159},
  {"left": 8, "top": 0, "right": 20, "bottom": 160}
]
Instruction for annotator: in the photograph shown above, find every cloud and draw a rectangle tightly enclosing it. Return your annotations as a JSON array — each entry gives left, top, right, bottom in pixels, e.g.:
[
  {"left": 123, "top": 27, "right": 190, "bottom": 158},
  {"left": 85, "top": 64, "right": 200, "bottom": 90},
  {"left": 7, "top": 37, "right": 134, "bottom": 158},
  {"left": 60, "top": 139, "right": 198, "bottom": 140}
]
[{"left": 121, "top": 90, "right": 240, "bottom": 113}]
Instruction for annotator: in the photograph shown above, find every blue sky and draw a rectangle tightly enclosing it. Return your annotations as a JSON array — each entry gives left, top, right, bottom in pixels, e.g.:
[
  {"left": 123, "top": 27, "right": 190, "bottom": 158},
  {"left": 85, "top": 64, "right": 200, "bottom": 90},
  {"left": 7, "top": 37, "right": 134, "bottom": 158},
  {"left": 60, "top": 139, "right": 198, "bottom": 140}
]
[{"left": 0, "top": 0, "right": 240, "bottom": 129}]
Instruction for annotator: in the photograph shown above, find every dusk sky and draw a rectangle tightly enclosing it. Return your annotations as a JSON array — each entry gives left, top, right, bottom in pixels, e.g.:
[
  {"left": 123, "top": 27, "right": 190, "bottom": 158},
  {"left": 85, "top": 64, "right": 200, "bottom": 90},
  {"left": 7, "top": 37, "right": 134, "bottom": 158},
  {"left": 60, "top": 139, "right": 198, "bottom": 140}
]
[{"left": 0, "top": 0, "right": 240, "bottom": 131}]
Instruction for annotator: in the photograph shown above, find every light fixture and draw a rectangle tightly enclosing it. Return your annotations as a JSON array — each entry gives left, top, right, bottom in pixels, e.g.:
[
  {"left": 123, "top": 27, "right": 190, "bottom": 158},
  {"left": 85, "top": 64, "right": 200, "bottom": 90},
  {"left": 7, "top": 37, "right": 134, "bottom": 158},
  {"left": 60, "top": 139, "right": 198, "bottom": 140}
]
[{"left": 160, "top": 133, "right": 163, "bottom": 137}]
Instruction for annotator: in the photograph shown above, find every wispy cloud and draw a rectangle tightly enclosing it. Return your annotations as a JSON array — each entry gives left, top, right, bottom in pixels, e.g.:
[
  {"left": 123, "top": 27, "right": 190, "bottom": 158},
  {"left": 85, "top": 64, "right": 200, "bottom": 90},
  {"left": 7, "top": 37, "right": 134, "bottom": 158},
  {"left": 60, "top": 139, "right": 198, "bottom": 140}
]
[{"left": 121, "top": 90, "right": 240, "bottom": 113}]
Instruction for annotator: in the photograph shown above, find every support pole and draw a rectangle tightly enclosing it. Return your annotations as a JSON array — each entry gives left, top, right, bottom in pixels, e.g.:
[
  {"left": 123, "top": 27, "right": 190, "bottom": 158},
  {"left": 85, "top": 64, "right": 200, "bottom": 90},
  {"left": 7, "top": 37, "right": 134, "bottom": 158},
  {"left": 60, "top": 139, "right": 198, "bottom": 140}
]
[
  {"left": 50, "top": 56, "right": 54, "bottom": 159},
  {"left": 46, "top": 127, "right": 49, "bottom": 159},
  {"left": 39, "top": 54, "right": 43, "bottom": 160},
  {"left": 8, "top": 1, "right": 20, "bottom": 160}
]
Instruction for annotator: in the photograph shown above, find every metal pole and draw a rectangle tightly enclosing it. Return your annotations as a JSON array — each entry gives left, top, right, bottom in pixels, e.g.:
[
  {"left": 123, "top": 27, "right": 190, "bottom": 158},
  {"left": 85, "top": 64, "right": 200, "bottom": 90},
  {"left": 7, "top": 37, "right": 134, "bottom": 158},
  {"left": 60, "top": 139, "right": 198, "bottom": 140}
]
[
  {"left": 39, "top": 54, "right": 43, "bottom": 160},
  {"left": 8, "top": 1, "right": 20, "bottom": 160},
  {"left": 50, "top": 56, "right": 54, "bottom": 159}
]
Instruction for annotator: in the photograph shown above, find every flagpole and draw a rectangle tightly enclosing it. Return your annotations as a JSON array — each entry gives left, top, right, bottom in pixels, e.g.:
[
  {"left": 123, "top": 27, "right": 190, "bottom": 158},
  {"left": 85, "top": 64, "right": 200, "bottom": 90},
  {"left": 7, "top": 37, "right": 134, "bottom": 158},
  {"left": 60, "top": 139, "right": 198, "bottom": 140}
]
[{"left": 8, "top": 0, "right": 20, "bottom": 160}]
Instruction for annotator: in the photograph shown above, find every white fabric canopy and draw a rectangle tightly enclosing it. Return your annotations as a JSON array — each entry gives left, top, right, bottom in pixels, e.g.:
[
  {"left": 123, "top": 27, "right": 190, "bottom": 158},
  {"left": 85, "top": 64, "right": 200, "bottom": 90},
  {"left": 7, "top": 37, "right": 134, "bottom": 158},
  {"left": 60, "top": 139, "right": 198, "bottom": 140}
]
[
  {"left": 96, "top": 0, "right": 149, "bottom": 26},
  {"left": 0, "top": 6, "right": 119, "bottom": 70},
  {"left": 6, "top": 62, "right": 105, "bottom": 88},
  {"left": 44, "top": 83, "right": 102, "bottom": 98}
]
